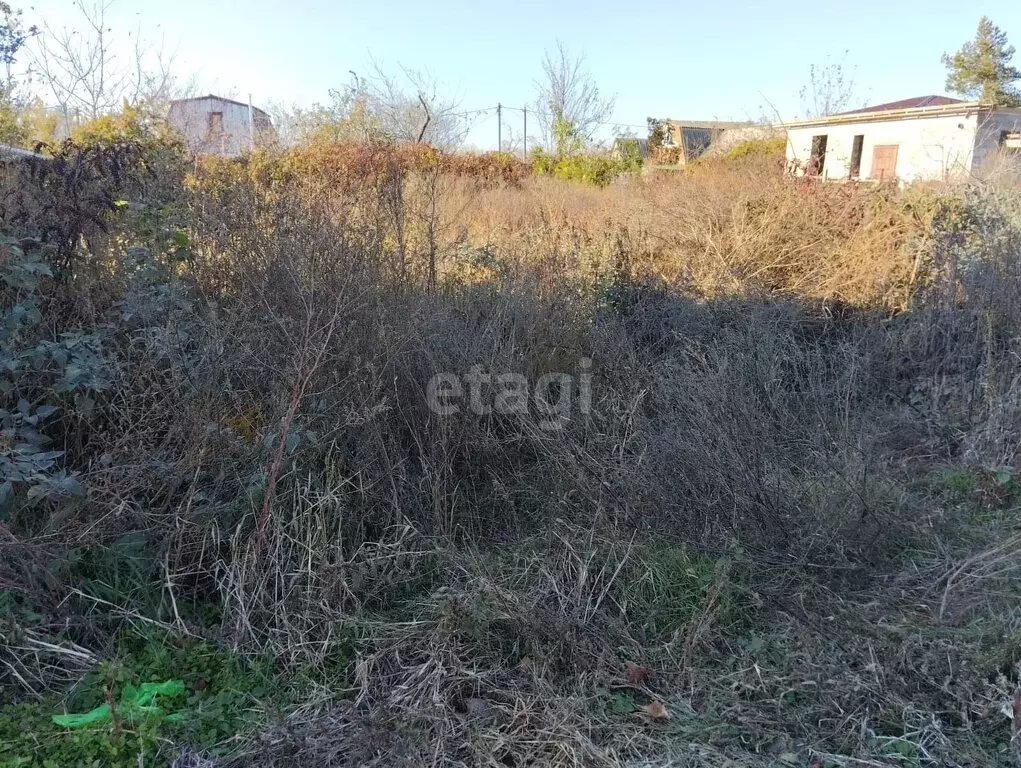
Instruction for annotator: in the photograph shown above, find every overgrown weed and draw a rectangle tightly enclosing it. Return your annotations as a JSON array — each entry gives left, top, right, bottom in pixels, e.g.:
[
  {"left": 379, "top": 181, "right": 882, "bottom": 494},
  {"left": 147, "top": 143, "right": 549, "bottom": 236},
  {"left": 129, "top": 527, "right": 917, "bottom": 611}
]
[{"left": 2, "top": 136, "right": 1021, "bottom": 765}]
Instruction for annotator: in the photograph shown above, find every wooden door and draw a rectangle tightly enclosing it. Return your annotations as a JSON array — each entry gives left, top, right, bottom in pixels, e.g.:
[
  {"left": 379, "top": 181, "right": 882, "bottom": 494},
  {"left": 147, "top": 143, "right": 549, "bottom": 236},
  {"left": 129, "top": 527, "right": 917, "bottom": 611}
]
[{"left": 871, "top": 144, "right": 899, "bottom": 180}]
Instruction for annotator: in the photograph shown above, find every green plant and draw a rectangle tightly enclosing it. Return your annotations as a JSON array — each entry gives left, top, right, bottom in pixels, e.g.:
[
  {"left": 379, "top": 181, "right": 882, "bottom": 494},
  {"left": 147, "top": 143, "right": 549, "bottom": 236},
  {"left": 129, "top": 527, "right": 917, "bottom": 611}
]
[
  {"left": 0, "top": 237, "right": 93, "bottom": 523},
  {"left": 0, "top": 630, "right": 290, "bottom": 766},
  {"left": 1, "top": 699, "right": 165, "bottom": 768},
  {"left": 622, "top": 543, "right": 736, "bottom": 640},
  {"left": 721, "top": 135, "right": 787, "bottom": 161},
  {"left": 530, "top": 150, "right": 636, "bottom": 187}
]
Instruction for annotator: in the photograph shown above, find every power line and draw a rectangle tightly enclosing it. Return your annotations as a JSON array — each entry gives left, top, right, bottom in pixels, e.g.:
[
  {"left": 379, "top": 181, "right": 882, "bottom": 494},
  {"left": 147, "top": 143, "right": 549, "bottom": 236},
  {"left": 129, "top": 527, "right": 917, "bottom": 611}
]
[
  {"left": 495, "top": 104, "right": 649, "bottom": 131},
  {"left": 453, "top": 104, "right": 650, "bottom": 132}
]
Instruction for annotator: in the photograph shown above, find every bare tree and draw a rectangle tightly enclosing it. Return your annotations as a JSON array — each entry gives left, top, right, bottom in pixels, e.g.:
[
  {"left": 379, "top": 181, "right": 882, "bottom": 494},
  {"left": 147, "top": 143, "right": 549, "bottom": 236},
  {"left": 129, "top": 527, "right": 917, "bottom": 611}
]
[
  {"left": 346, "top": 61, "right": 469, "bottom": 149},
  {"left": 30, "top": 0, "right": 186, "bottom": 131},
  {"left": 270, "top": 65, "right": 467, "bottom": 149},
  {"left": 799, "top": 51, "right": 863, "bottom": 118},
  {"left": 263, "top": 100, "right": 342, "bottom": 147},
  {"left": 533, "top": 40, "right": 615, "bottom": 154}
]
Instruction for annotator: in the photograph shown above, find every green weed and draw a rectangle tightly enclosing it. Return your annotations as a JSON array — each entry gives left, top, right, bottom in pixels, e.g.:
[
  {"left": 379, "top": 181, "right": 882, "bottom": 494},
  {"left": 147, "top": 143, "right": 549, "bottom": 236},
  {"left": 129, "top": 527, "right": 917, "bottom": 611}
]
[
  {"left": 0, "top": 630, "right": 296, "bottom": 767},
  {"left": 621, "top": 542, "right": 739, "bottom": 641}
]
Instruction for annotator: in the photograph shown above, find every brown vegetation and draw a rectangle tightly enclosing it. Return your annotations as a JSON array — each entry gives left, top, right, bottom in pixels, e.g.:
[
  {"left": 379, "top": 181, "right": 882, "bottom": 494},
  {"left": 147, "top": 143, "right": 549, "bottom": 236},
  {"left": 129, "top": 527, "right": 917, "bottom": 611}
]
[{"left": 2, "top": 140, "right": 1021, "bottom": 767}]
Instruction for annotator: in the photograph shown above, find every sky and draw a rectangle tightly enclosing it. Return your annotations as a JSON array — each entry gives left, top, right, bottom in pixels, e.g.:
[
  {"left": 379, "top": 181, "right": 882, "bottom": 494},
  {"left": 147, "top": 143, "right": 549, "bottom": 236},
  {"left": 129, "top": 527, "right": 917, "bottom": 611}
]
[{"left": 21, "top": 0, "right": 1021, "bottom": 150}]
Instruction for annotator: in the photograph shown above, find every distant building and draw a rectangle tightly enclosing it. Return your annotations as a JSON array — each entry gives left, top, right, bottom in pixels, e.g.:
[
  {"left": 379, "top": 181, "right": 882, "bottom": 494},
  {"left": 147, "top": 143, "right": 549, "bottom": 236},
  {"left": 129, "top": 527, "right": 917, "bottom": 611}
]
[
  {"left": 168, "top": 95, "right": 276, "bottom": 156},
  {"left": 785, "top": 96, "right": 1021, "bottom": 183},
  {"left": 652, "top": 120, "right": 779, "bottom": 165}
]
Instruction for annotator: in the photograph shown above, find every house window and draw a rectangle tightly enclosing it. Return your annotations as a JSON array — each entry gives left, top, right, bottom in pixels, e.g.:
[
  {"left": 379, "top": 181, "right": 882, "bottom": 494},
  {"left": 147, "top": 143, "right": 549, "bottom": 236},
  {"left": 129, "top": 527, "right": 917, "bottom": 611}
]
[
  {"left": 1002, "top": 131, "right": 1021, "bottom": 155},
  {"left": 808, "top": 135, "right": 828, "bottom": 176},
  {"left": 849, "top": 135, "right": 864, "bottom": 178},
  {"left": 207, "top": 111, "right": 224, "bottom": 135}
]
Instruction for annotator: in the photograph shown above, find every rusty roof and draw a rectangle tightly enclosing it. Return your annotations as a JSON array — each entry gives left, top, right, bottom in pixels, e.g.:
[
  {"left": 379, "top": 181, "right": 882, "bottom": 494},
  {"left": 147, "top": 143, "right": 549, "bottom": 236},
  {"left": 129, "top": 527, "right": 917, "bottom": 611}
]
[{"left": 838, "top": 96, "right": 965, "bottom": 115}]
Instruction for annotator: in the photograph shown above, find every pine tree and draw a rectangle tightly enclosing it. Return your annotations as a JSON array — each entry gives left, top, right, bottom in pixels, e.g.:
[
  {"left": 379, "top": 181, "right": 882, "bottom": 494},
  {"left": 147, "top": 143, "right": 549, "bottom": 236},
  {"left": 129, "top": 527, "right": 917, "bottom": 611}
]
[{"left": 942, "top": 17, "right": 1021, "bottom": 106}]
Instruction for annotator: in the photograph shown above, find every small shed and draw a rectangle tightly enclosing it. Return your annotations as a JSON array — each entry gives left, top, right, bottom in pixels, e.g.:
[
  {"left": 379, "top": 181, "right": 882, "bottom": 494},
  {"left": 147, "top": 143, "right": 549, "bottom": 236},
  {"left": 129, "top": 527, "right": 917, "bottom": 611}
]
[
  {"left": 651, "top": 121, "right": 780, "bottom": 165},
  {"left": 785, "top": 96, "right": 1021, "bottom": 182},
  {"left": 168, "top": 95, "right": 276, "bottom": 156}
]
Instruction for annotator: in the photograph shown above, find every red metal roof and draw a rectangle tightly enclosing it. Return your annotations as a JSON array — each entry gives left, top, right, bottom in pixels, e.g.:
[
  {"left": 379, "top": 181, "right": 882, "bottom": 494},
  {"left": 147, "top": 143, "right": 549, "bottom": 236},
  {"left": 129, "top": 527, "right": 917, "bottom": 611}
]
[{"left": 838, "top": 96, "right": 966, "bottom": 115}]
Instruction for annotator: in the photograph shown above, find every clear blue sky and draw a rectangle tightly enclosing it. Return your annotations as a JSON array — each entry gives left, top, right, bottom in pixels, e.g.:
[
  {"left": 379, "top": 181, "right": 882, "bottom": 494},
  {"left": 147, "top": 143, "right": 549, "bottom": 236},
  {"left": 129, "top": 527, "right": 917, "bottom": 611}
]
[{"left": 26, "top": 0, "right": 1021, "bottom": 149}]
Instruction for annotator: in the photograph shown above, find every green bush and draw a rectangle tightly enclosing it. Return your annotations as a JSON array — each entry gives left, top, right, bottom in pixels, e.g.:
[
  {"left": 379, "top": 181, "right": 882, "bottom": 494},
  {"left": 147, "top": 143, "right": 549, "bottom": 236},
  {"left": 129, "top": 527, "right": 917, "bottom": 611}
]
[
  {"left": 530, "top": 146, "right": 638, "bottom": 187},
  {"left": 720, "top": 135, "right": 787, "bottom": 161}
]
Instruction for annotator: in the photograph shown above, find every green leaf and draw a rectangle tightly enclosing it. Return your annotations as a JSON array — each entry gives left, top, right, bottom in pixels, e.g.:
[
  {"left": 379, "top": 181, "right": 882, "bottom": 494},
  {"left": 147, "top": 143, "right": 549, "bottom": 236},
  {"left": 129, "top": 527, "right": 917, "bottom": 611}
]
[{"left": 607, "top": 691, "right": 637, "bottom": 714}]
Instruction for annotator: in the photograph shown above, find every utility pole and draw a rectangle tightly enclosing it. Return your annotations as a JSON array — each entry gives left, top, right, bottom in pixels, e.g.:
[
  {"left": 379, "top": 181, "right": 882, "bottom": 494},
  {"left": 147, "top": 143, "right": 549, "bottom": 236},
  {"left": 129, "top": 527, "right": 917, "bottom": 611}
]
[
  {"left": 523, "top": 106, "right": 527, "bottom": 159},
  {"left": 497, "top": 103, "right": 502, "bottom": 152}
]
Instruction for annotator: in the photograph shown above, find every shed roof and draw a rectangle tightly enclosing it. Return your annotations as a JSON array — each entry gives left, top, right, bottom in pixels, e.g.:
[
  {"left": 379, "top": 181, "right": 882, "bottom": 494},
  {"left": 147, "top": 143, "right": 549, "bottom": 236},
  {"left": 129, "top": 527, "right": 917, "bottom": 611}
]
[{"left": 170, "top": 94, "right": 271, "bottom": 119}]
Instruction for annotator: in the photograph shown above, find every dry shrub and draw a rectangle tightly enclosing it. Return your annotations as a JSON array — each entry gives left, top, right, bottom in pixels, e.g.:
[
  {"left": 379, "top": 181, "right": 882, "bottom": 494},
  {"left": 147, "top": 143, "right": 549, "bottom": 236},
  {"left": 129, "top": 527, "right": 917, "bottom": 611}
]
[
  {"left": 444, "top": 158, "right": 929, "bottom": 313},
  {"left": 3, "top": 140, "right": 1017, "bottom": 591},
  {"left": 4, "top": 135, "right": 1021, "bottom": 766}
]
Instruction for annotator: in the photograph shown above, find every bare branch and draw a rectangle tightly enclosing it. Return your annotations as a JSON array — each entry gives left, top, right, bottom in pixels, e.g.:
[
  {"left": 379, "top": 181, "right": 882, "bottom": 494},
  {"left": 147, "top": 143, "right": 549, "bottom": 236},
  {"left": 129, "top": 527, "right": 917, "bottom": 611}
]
[
  {"left": 798, "top": 51, "right": 862, "bottom": 118},
  {"left": 30, "top": 0, "right": 190, "bottom": 131},
  {"left": 533, "top": 40, "right": 615, "bottom": 152},
  {"left": 416, "top": 92, "right": 431, "bottom": 143}
]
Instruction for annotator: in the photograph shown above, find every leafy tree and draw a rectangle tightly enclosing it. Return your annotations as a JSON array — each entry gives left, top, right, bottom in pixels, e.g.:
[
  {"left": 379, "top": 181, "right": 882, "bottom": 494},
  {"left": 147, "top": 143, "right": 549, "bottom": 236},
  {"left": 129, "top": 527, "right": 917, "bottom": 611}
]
[
  {"left": 646, "top": 118, "right": 668, "bottom": 152},
  {"left": 550, "top": 115, "right": 583, "bottom": 158},
  {"left": 0, "top": 1, "right": 35, "bottom": 92},
  {"left": 0, "top": 3, "right": 36, "bottom": 146},
  {"left": 266, "top": 100, "right": 367, "bottom": 146},
  {"left": 942, "top": 17, "right": 1021, "bottom": 106},
  {"left": 16, "top": 97, "right": 57, "bottom": 145}
]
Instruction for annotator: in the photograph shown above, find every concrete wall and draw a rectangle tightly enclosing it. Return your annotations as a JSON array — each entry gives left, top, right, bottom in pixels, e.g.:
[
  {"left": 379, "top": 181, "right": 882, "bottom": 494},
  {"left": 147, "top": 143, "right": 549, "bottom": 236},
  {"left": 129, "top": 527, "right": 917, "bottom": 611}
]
[
  {"left": 786, "top": 113, "right": 980, "bottom": 182},
  {"left": 168, "top": 97, "right": 274, "bottom": 156}
]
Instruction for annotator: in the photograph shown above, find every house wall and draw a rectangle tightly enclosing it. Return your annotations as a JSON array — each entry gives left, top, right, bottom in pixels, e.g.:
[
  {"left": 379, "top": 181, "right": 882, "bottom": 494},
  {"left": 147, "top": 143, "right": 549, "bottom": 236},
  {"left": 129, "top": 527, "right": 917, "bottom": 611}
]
[
  {"left": 168, "top": 97, "right": 274, "bottom": 156},
  {"left": 785, "top": 113, "right": 980, "bottom": 182},
  {"left": 973, "top": 109, "right": 1021, "bottom": 172}
]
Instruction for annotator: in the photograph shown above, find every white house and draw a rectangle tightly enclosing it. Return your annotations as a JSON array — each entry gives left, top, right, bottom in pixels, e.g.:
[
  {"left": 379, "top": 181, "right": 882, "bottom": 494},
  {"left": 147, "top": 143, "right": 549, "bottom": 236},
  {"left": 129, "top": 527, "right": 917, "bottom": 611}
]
[
  {"left": 168, "top": 95, "right": 275, "bottom": 156},
  {"left": 785, "top": 95, "right": 1021, "bottom": 183}
]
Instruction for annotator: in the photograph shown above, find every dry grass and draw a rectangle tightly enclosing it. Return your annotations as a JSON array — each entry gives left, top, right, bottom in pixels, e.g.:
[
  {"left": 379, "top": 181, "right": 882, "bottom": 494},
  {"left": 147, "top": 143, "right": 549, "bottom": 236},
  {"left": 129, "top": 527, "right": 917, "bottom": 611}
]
[
  {"left": 448, "top": 156, "right": 936, "bottom": 310},
  {"left": 2, "top": 144, "right": 1021, "bottom": 766}
]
